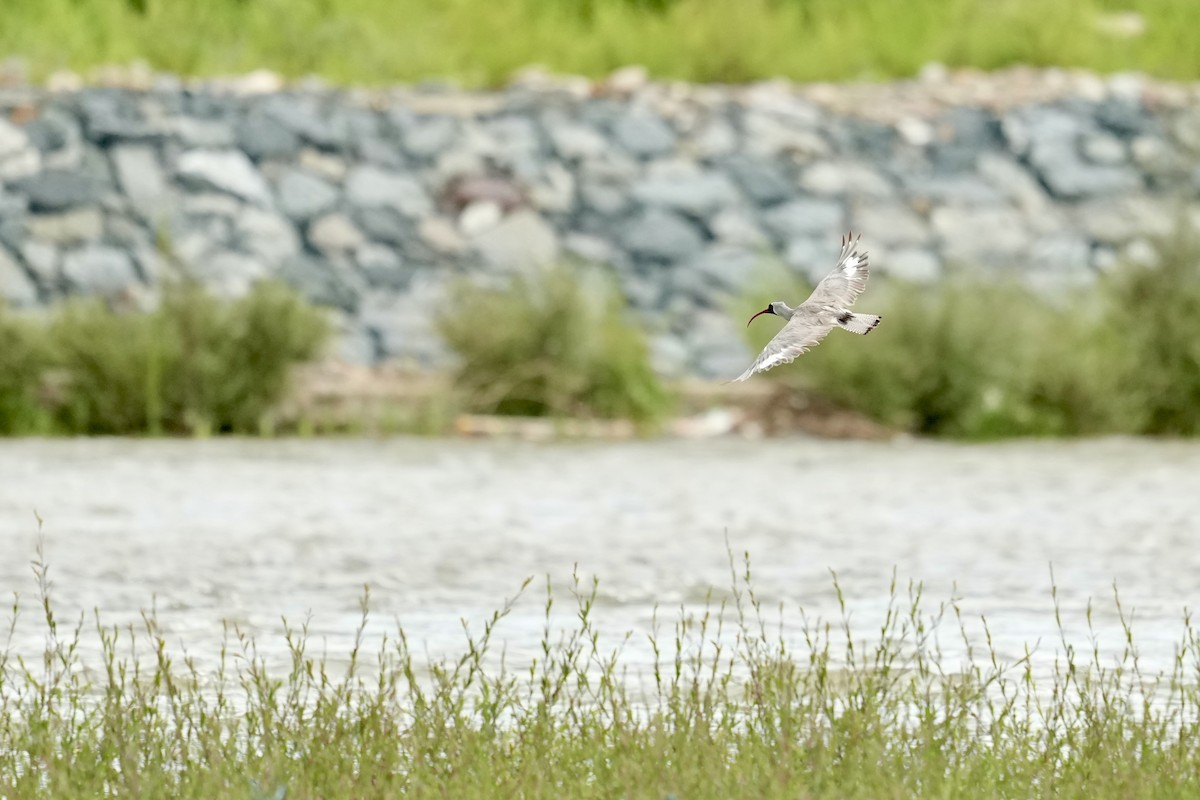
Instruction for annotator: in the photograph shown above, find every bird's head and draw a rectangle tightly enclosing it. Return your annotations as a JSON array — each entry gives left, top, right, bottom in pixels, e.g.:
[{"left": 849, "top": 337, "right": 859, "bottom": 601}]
[{"left": 746, "top": 301, "right": 786, "bottom": 327}]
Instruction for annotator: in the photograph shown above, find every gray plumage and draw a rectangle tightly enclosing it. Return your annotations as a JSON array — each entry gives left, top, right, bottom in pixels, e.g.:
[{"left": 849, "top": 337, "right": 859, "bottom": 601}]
[{"left": 733, "top": 232, "right": 881, "bottom": 382}]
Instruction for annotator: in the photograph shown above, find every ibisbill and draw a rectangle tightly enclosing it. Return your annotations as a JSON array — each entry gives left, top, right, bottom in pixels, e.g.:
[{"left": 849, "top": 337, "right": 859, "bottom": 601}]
[{"left": 733, "top": 231, "right": 882, "bottom": 382}]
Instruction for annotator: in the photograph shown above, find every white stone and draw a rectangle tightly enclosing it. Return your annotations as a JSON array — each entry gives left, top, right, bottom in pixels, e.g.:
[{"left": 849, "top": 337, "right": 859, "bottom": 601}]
[
  {"left": 308, "top": 213, "right": 366, "bottom": 254},
  {"left": 457, "top": 201, "right": 503, "bottom": 236},
  {"left": 176, "top": 150, "right": 271, "bottom": 205},
  {"left": 470, "top": 210, "right": 559, "bottom": 270}
]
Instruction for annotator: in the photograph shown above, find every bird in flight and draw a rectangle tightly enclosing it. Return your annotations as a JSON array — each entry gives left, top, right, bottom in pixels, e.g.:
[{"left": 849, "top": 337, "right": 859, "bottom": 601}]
[{"left": 733, "top": 232, "right": 881, "bottom": 382}]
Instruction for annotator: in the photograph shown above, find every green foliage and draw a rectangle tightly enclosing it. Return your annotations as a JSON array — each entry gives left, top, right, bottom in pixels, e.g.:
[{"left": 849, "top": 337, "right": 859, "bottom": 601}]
[
  {"left": 0, "top": 281, "right": 329, "bottom": 436},
  {"left": 4, "top": 0, "right": 1200, "bottom": 85},
  {"left": 51, "top": 281, "right": 329, "bottom": 435},
  {"left": 734, "top": 236, "right": 1200, "bottom": 439},
  {"left": 1100, "top": 233, "right": 1200, "bottom": 435},
  {"left": 7, "top": 538, "right": 1200, "bottom": 797},
  {"left": 437, "top": 263, "right": 673, "bottom": 427},
  {"left": 0, "top": 306, "right": 52, "bottom": 434}
]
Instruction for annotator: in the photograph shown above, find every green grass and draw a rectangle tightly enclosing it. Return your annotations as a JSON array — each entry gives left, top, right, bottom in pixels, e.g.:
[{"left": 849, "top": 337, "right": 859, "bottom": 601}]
[
  {"left": 437, "top": 262, "right": 674, "bottom": 428},
  {"left": 734, "top": 235, "right": 1200, "bottom": 440},
  {"left": 3, "top": 0, "right": 1200, "bottom": 85},
  {"left": 0, "top": 280, "right": 330, "bottom": 436},
  {"left": 7, "top": 537, "right": 1200, "bottom": 798}
]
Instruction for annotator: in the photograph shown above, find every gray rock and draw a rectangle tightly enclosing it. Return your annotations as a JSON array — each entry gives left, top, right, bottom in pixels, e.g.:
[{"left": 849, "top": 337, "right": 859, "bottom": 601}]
[
  {"left": 234, "top": 207, "right": 300, "bottom": 267},
  {"left": 22, "top": 114, "right": 72, "bottom": 154},
  {"left": 883, "top": 248, "right": 942, "bottom": 283},
  {"left": 709, "top": 208, "right": 769, "bottom": 248},
  {"left": 308, "top": 213, "right": 366, "bottom": 254},
  {"left": 905, "top": 175, "right": 1005, "bottom": 207},
  {"left": 171, "top": 117, "right": 236, "bottom": 148},
  {"left": 1071, "top": 195, "right": 1175, "bottom": 244},
  {"left": 931, "top": 206, "right": 1029, "bottom": 266},
  {"left": 851, "top": 201, "right": 931, "bottom": 246},
  {"left": 236, "top": 115, "right": 301, "bottom": 161},
  {"left": 1028, "top": 234, "right": 1092, "bottom": 276},
  {"left": 612, "top": 112, "right": 676, "bottom": 158},
  {"left": 356, "top": 244, "right": 412, "bottom": 290},
  {"left": 741, "top": 111, "right": 830, "bottom": 159},
  {"left": 649, "top": 333, "right": 690, "bottom": 378},
  {"left": 976, "top": 153, "right": 1061, "bottom": 229},
  {"left": 547, "top": 121, "right": 609, "bottom": 161},
  {"left": 1169, "top": 108, "right": 1200, "bottom": 154},
  {"left": 1130, "top": 136, "right": 1186, "bottom": 184},
  {"left": 61, "top": 245, "right": 140, "bottom": 295},
  {"left": 0, "top": 119, "right": 40, "bottom": 181},
  {"left": 275, "top": 168, "right": 339, "bottom": 222},
  {"left": 176, "top": 150, "right": 271, "bottom": 205},
  {"left": 399, "top": 117, "right": 459, "bottom": 159},
  {"left": 687, "top": 117, "right": 739, "bottom": 159},
  {"left": 1096, "top": 98, "right": 1158, "bottom": 137},
  {"left": 1080, "top": 132, "right": 1127, "bottom": 165},
  {"left": 20, "top": 241, "right": 58, "bottom": 285},
  {"left": 719, "top": 154, "right": 793, "bottom": 206},
  {"left": 110, "top": 144, "right": 169, "bottom": 216},
  {"left": 0, "top": 247, "right": 38, "bottom": 307},
  {"left": 673, "top": 244, "right": 760, "bottom": 302},
  {"left": 800, "top": 161, "right": 894, "bottom": 197},
  {"left": 352, "top": 207, "right": 411, "bottom": 247},
  {"left": 761, "top": 198, "right": 845, "bottom": 243},
  {"left": 620, "top": 208, "right": 705, "bottom": 262},
  {"left": 783, "top": 237, "right": 831, "bottom": 283},
  {"left": 181, "top": 193, "right": 241, "bottom": 218},
  {"left": 631, "top": 169, "right": 740, "bottom": 217},
  {"left": 358, "top": 277, "right": 449, "bottom": 365},
  {"left": 266, "top": 98, "right": 348, "bottom": 151},
  {"left": 685, "top": 310, "right": 751, "bottom": 380},
  {"left": 76, "top": 91, "right": 158, "bottom": 143},
  {"left": 26, "top": 208, "right": 104, "bottom": 244},
  {"left": 1016, "top": 108, "right": 1143, "bottom": 199},
  {"left": 17, "top": 170, "right": 103, "bottom": 212},
  {"left": 344, "top": 165, "right": 431, "bottom": 218},
  {"left": 279, "top": 254, "right": 360, "bottom": 312},
  {"left": 563, "top": 232, "right": 617, "bottom": 265},
  {"left": 470, "top": 210, "right": 559, "bottom": 270},
  {"left": 192, "top": 250, "right": 267, "bottom": 298},
  {"left": 356, "top": 137, "right": 406, "bottom": 168}
]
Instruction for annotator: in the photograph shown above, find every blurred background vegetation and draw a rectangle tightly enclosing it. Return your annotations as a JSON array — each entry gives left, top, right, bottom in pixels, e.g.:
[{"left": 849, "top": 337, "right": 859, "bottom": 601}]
[
  {"left": 733, "top": 233, "right": 1200, "bottom": 440},
  {"left": 3, "top": 0, "right": 1199, "bottom": 85},
  {"left": 0, "top": 282, "right": 328, "bottom": 436}
]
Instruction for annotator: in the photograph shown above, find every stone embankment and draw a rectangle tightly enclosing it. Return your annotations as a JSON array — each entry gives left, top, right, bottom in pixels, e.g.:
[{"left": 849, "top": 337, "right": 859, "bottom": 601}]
[{"left": 0, "top": 66, "right": 1198, "bottom": 377}]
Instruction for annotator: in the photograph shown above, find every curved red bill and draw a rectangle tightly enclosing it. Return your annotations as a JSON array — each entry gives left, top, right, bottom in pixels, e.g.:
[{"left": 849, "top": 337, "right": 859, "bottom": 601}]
[{"left": 746, "top": 308, "right": 772, "bottom": 327}]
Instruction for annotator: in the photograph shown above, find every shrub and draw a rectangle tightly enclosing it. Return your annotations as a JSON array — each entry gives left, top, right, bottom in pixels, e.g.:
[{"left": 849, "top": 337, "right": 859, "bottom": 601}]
[
  {"left": 51, "top": 281, "right": 330, "bottom": 435},
  {"left": 0, "top": 305, "right": 52, "bottom": 435},
  {"left": 1101, "top": 233, "right": 1200, "bottom": 435},
  {"left": 732, "top": 262, "right": 1132, "bottom": 439},
  {"left": 437, "top": 263, "right": 673, "bottom": 427}
]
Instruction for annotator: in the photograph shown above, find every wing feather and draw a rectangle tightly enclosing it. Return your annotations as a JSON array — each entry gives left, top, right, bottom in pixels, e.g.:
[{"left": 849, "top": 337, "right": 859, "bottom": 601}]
[
  {"left": 805, "top": 232, "right": 870, "bottom": 310},
  {"left": 732, "top": 317, "right": 834, "bottom": 382}
]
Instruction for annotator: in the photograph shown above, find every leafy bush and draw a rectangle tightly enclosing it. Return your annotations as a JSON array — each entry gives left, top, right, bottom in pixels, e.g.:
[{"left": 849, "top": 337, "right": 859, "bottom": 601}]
[
  {"left": 1100, "top": 233, "right": 1200, "bottom": 435},
  {"left": 0, "top": 305, "right": 52, "bottom": 435},
  {"left": 732, "top": 259, "right": 1147, "bottom": 439},
  {"left": 437, "top": 263, "right": 673, "bottom": 427},
  {"left": 50, "top": 281, "right": 330, "bottom": 435}
]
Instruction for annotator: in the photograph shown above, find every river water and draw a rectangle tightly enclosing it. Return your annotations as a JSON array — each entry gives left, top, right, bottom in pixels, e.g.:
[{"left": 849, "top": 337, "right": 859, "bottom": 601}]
[{"left": 0, "top": 436, "right": 1197, "bottom": 683}]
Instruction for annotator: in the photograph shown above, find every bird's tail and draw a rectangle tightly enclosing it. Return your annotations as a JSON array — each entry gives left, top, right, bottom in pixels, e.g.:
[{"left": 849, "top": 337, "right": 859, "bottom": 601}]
[{"left": 836, "top": 311, "right": 882, "bottom": 335}]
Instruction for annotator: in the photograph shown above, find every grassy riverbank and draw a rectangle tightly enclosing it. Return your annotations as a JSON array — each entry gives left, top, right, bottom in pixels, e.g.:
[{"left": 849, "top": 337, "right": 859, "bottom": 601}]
[
  {"left": 4, "top": 239, "right": 1200, "bottom": 440},
  {"left": 7, "top": 545, "right": 1199, "bottom": 798},
  {"left": 3, "top": 0, "right": 1200, "bottom": 86}
]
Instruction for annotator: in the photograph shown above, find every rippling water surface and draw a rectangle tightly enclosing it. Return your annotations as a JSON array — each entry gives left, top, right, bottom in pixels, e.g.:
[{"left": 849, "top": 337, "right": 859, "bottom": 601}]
[{"left": 1, "top": 437, "right": 1197, "bottom": 678}]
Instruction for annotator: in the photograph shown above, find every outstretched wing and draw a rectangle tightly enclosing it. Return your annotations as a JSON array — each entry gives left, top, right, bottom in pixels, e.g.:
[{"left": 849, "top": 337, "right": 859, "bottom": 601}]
[
  {"left": 804, "top": 232, "right": 871, "bottom": 310},
  {"left": 732, "top": 316, "right": 834, "bottom": 382}
]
